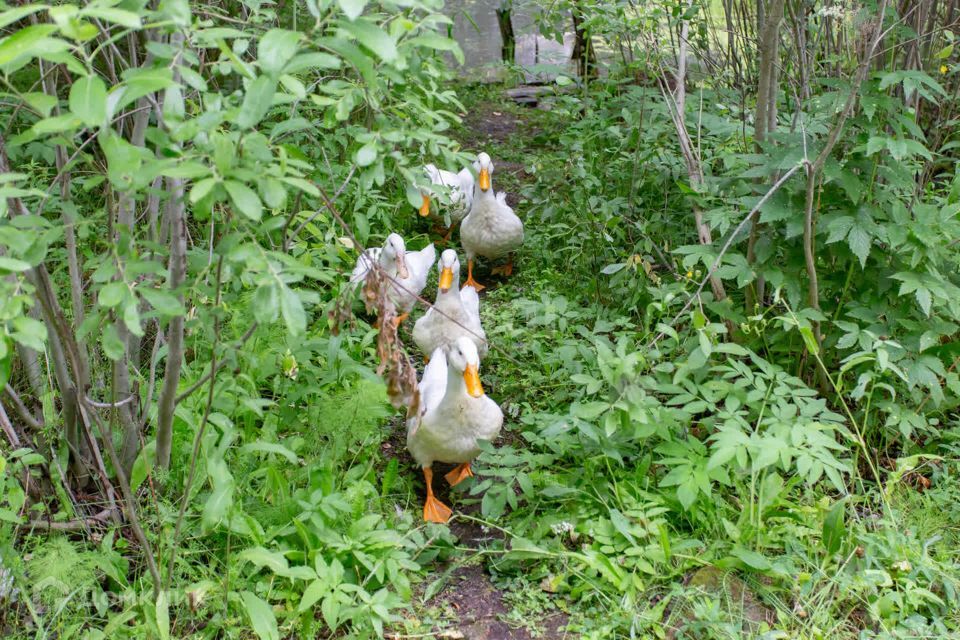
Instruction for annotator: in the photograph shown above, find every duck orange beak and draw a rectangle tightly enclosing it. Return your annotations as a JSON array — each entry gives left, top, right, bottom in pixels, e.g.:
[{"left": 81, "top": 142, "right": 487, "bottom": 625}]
[
  {"left": 419, "top": 194, "right": 431, "bottom": 217},
  {"left": 463, "top": 364, "right": 483, "bottom": 398},
  {"left": 438, "top": 266, "right": 454, "bottom": 293},
  {"left": 478, "top": 167, "right": 490, "bottom": 191}
]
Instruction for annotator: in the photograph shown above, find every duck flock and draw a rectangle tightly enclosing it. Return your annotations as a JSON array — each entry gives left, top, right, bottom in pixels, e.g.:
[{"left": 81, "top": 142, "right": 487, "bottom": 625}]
[{"left": 349, "top": 152, "right": 523, "bottom": 523}]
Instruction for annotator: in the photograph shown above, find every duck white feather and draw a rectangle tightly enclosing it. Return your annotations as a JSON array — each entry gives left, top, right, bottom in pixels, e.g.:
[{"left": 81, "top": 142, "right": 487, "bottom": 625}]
[
  {"left": 413, "top": 249, "right": 487, "bottom": 358},
  {"left": 350, "top": 233, "right": 436, "bottom": 314},
  {"left": 407, "top": 338, "right": 503, "bottom": 467},
  {"left": 460, "top": 153, "right": 523, "bottom": 278},
  {"left": 422, "top": 164, "right": 475, "bottom": 223}
]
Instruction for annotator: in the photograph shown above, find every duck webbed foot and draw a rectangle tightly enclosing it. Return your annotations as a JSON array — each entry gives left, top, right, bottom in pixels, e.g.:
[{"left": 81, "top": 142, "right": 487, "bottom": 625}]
[
  {"left": 491, "top": 257, "right": 514, "bottom": 277},
  {"left": 444, "top": 462, "right": 473, "bottom": 487},
  {"left": 463, "top": 259, "right": 485, "bottom": 292}
]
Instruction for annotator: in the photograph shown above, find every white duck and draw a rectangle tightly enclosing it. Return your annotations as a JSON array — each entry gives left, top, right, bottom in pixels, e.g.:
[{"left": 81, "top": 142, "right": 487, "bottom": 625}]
[
  {"left": 413, "top": 249, "right": 487, "bottom": 360},
  {"left": 407, "top": 337, "right": 503, "bottom": 523},
  {"left": 350, "top": 233, "right": 436, "bottom": 325},
  {"left": 459, "top": 152, "right": 523, "bottom": 291},
  {"left": 419, "top": 164, "right": 475, "bottom": 242}
]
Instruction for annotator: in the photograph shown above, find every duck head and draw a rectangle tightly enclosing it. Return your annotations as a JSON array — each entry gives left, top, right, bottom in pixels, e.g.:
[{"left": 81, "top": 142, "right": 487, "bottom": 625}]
[
  {"left": 382, "top": 233, "right": 409, "bottom": 279},
  {"left": 447, "top": 337, "right": 484, "bottom": 398},
  {"left": 475, "top": 152, "right": 493, "bottom": 192},
  {"left": 437, "top": 249, "right": 460, "bottom": 294}
]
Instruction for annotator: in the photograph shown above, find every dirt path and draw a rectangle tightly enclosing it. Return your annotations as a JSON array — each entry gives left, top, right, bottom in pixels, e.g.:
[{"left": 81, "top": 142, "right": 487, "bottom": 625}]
[{"left": 399, "top": 94, "right": 574, "bottom": 639}]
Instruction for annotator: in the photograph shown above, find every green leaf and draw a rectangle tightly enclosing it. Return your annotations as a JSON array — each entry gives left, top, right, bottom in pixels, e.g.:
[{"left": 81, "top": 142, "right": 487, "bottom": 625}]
[
  {"left": 0, "top": 5, "right": 46, "bottom": 31},
  {"left": 236, "top": 75, "right": 277, "bottom": 129},
  {"left": 407, "top": 33, "right": 464, "bottom": 64},
  {"left": 200, "top": 490, "right": 232, "bottom": 528},
  {"left": 284, "top": 52, "right": 342, "bottom": 73},
  {"left": 280, "top": 285, "right": 306, "bottom": 336},
  {"left": 337, "top": 0, "right": 367, "bottom": 20},
  {"left": 0, "top": 24, "right": 66, "bottom": 67},
  {"left": 340, "top": 19, "right": 397, "bottom": 63},
  {"left": 915, "top": 287, "right": 932, "bottom": 316},
  {"left": 0, "top": 256, "right": 31, "bottom": 272},
  {"left": 101, "top": 324, "right": 125, "bottom": 361},
  {"left": 733, "top": 547, "right": 772, "bottom": 571},
  {"left": 799, "top": 326, "right": 819, "bottom": 356},
  {"left": 98, "top": 281, "right": 127, "bottom": 308},
  {"left": 30, "top": 113, "right": 81, "bottom": 136},
  {"left": 81, "top": 6, "right": 142, "bottom": 29},
  {"left": 139, "top": 287, "right": 185, "bottom": 316},
  {"left": 123, "top": 300, "right": 144, "bottom": 337},
  {"left": 299, "top": 579, "right": 330, "bottom": 612},
  {"left": 822, "top": 500, "right": 846, "bottom": 555},
  {"left": 10, "top": 316, "right": 47, "bottom": 351},
  {"left": 130, "top": 440, "right": 156, "bottom": 493},
  {"left": 355, "top": 142, "right": 377, "bottom": 167},
  {"left": 241, "top": 441, "right": 298, "bottom": 464},
  {"left": 240, "top": 592, "right": 280, "bottom": 640},
  {"left": 846, "top": 224, "right": 871, "bottom": 267},
  {"left": 252, "top": 282, "right": 279, "bottom": 323},
  {"left": 937, "top": 44, "right": 954, "bottom": 60},
  {"left": 156, "top": 591, "right": 170, "bottom": 640},
  {"left": 225, "top": 181, "right": 263, "bottom": 221},
  {"left": 258, "top": 29, "right": 300, "bottom": 76},
  {"left": 240, "top": 547, "right": 290, "bottom": 574}
]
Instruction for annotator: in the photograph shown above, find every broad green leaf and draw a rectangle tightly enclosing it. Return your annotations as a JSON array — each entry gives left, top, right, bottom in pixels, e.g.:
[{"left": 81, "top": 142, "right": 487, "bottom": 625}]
[
  {"left": 258, "top": 29, "right": 299, "bottom": 76},
  {"left": 822, "top": 500, "right": 846, "bottom": 555},
  {"left": 241, "top": 441, "right": 298, "bottom": 464},
  {"left": 915, "top": 287, "right": 932, "bottom": 316},
  {"left": 240, "top": 592, "right": 280, "bottom": 640},
  {"left": 340, "top": 19, "right": 397, "bottom": 63},
  {"left": 10, "top": 316, "right": 47, "bottom": 351},
  {"left": 407, "top": 33, "right": 464, "bottom": 64},
  {"left": 101, "top": 324, "right": 125, "bottom": 361},
  {"left": 236, "top": 75, "right": 277, "bottom": 129},
  {"left": 0, "top": 24, "right": 64, "bottom": 67},
  {"left": 252, "top": 282, "right": 279, "bottom": 323},
  {"left": 799, "top": 326, "right": 819, "bottom": 356},
  {"left": 240, "top": 547, "right": 289, "bottom": 574},
  {"left": 225, "top": 181, "right": 263, "bottom": 221},
  {"left": 0, "top": 4, "right": 46, "bottom": 30},
  {"left": 130, "top": 440, "right": 156, "bottom": 492},
  {"left": 0, "top": 256, "right": 31, "bottom": 272},
  {"left": 355, "top": 142, "right": 377, "bottom": 167},
  {"left": 156, "top": 591, "right": 170, "bottom": 640},
  {"left": 98, "top": 281, "right": 127, "bottom": 308},
  {"left": 299, "top": 579, "right": 330, "bottom": 612},
  {"left": 190, "top": 177, "right": 218, "bottom": 203},
  {"left": 284, "top": 52, "right": 341, "bottom": 73},
  {"left": 81, "top": 6, "right": 142, "bottom": 29},
  {"left": 846, "top": 225, "right": 871, "bottom": 267},
  {"left": 733, "top": 547, "right": 772, "bottom": 571},
  {"left": 70, "top": 75, "right": 108, "bottom": 127},
  {"left": 202, "top": 481, "right": 233, "bottom": 529},
  {"left": 280, "top": 285, "right": 306, "bottom": 336},
  {"left": 22, "top": 91, "right": 57, "bottom": 117},
  {"left": 123, "top": 300, "right": 144, "bottom": 337},
  {"left": 337, "top": 0, "right": 367, "bottom": 21},
  {"left": 139, "top": 288, "right": 185, "bottom": 316}
]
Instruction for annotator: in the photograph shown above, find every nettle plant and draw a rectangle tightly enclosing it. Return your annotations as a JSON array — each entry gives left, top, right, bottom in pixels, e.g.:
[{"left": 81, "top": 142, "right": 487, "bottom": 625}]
[{"left": 0, "top": 0, "right": 462, "bottom": 626}]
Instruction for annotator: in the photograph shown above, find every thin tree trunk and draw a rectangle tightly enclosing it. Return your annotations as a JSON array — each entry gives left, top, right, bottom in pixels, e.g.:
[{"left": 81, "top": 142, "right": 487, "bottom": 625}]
[
  {"left": 746, "top": 0, "right": 786, "bottom": 311},
  {"left": 661, "top": 0, "right": 728, "bottom": 305},
  {"left": 803, "top": 0, "right": 887, "bottom": 349},
  {"left": 155, "top": 175, "right": 186, "bottom": 472},
  {"left": 495, "top": 2, "right": 516, "bottom": 64}
]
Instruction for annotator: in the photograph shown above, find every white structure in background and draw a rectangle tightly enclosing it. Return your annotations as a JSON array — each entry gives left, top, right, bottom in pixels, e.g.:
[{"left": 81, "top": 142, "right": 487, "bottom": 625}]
[
  {"left": 445, "top": 0, "right": 574, "bottom": 82},
  {"left": 515, "top": 33, "right": 576, "bottom": 82}
]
